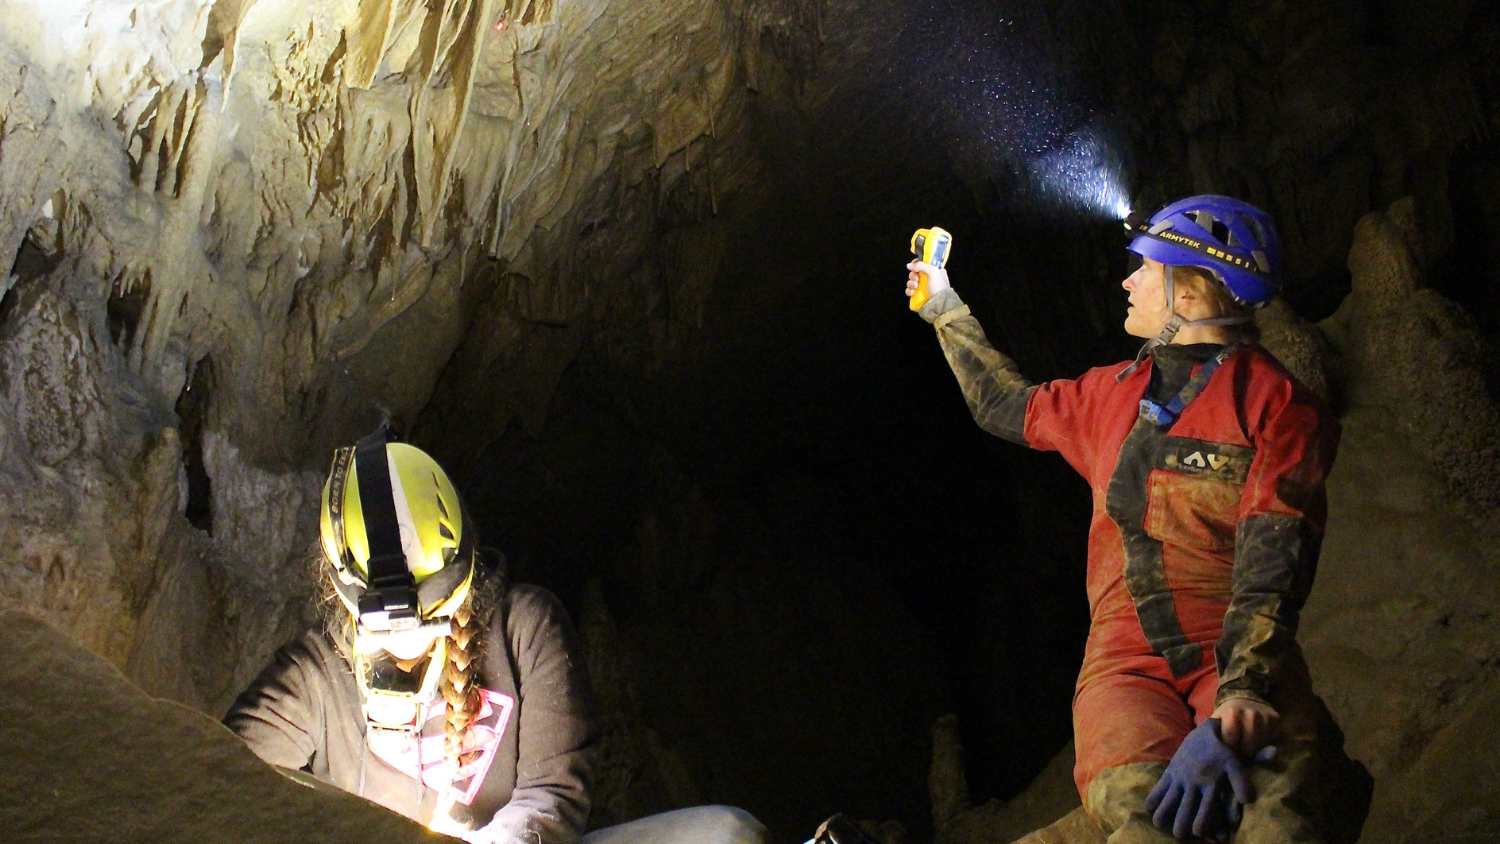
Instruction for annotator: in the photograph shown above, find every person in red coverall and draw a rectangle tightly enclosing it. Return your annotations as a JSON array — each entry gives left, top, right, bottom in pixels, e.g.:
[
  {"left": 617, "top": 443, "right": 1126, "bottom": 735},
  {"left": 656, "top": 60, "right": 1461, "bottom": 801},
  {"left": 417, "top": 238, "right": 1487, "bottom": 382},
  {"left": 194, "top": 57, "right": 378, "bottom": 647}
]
[{"left": 906, "top": 196, "right": 1338, "bottom": 843}]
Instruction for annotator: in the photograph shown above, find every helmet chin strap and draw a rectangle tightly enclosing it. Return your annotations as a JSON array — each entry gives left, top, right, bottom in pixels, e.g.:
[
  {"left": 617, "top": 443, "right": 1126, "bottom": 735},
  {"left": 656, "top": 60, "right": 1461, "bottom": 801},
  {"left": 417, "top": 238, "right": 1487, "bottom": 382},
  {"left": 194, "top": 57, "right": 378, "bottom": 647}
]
[{"left": 1118, "top": 266, "right": 1251, "bottom": 382}]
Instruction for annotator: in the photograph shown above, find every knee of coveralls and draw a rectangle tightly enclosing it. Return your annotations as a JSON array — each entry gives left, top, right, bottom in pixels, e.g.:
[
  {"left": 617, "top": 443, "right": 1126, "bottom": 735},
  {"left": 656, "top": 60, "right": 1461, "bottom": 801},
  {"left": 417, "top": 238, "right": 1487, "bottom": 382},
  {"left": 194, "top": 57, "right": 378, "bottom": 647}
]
[
  {"left": 1084, "top": 762, "right": 1175, "bottom": 844},
  {"left": 1081, "top": 745, "right": 1323, "bottom": 844},
  {"left": 1071, "top": 651, "right": 1219, "bottom": 800},
  {"left": 1083, "top": 649, "right": 1325, "bottom": 844},
  {"left": 581, "top": 807, "right": 771, "bottom": 844}
]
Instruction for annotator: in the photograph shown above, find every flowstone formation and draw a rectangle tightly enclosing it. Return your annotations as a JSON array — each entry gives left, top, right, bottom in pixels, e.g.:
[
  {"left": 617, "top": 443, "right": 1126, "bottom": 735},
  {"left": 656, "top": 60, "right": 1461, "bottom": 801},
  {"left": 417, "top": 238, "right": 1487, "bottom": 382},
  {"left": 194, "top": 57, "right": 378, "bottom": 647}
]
[
  {"left": 0, "top": 611, "right": 450, "bottom": 844},
  {"left": 0, "top": 0, "right": 818, "bottom": 708}
]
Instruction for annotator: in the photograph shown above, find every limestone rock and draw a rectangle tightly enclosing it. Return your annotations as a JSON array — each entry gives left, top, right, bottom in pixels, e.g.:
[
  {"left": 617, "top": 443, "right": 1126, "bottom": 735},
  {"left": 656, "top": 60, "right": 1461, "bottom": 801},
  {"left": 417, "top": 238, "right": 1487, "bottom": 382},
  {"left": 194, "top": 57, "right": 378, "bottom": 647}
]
[
  {"left": 1009, "top": 809, "right": 1103, "bottom": 844},
  {"left": 0, "top": 0, "right": 821, "bottom": 719},
  {"left": 930, "top": 715, "right": 1092, "bottom": 844},
  {"left": 1255, "top": 298, "right": 1332, "bottom": 403},
  {"left": 1321, "top": 197, "right": 1500, "bottom": 516},
  {"left": 0, "top": 610, "right": 455, "bottom": 844},
  {"left": 1299, "top": 197, "right": 1500, "bottom": 840},
  {"left": 2, "top": 286, "right": 107, "bottom": 468}
]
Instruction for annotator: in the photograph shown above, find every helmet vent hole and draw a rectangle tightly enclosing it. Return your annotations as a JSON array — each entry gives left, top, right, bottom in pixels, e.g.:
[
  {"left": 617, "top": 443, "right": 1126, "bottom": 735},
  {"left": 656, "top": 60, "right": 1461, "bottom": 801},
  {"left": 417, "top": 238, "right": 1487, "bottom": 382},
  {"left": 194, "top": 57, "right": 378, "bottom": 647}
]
[
  {"left": 1240, "top": 214, "right": 1267, "bottom": 248},
  {"left": 439, "top": 522, "right": 455, "bottom": 541}
]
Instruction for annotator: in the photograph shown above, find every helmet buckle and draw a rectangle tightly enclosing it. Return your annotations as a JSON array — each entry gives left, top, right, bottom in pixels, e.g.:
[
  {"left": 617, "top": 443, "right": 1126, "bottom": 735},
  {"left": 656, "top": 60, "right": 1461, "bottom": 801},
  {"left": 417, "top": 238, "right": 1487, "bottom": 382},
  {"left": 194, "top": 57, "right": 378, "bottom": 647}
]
[{"left": 1139, "top": 399, "right": 1176, "bottom": 427}]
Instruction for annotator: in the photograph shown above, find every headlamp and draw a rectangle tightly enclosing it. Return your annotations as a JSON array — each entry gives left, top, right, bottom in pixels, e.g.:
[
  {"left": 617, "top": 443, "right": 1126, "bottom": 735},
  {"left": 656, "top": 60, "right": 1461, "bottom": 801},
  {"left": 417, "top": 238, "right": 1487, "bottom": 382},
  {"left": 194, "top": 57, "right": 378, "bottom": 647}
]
[{"left": 356, "top": 581, "right": 421, "bottom": 632}]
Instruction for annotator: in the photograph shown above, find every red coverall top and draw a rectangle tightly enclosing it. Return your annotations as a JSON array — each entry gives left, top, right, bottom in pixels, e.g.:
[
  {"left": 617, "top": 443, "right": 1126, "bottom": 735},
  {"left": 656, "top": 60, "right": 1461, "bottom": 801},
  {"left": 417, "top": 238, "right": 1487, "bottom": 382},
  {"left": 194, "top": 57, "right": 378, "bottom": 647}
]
[{"left": 920, "top": 288, "right": 1339, "bottom": 787}]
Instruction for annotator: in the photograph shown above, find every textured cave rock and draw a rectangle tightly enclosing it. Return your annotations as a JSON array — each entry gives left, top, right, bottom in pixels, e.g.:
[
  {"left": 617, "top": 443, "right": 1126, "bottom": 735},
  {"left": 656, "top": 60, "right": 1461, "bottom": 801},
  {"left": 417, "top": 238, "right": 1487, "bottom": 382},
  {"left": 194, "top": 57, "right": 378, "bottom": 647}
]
[
  {"left": 0, "top": 611, "right": 449, "bottom": 844},
  {"left": 0, "top": 0, "right": 827, "bottom": 708},
  {"left": 1301, "top": 200, "right": 1500, "bottom": 844},
  {"left": 1, "top": 0, "right": 1499, "bottom": 843}
]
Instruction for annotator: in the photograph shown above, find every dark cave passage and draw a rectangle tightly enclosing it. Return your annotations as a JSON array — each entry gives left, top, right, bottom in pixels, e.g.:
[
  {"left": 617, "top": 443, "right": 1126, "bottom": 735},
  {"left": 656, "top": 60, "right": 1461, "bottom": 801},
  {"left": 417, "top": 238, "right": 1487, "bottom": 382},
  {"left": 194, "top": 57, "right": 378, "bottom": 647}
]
[
  {"left": 401, "top": 2, "right": 1500, "bottom": 838},
  {"left": 407, "top": 9, "right": 1150, "bottom": 836}
]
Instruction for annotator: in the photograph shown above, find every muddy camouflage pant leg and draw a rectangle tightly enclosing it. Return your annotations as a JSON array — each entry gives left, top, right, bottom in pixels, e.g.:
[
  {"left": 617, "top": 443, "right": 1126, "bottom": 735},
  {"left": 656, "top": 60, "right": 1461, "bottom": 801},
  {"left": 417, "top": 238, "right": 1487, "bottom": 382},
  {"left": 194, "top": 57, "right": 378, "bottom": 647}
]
[
  {"left": 1085, "top": 762, "right": 1175, "bottom": 844},
  {"left": 1084, "top": 747, "right": 1323, "bottom": 844},
  {"left": 1234, "top": 739, "right": 1323, "bottom": 843}
]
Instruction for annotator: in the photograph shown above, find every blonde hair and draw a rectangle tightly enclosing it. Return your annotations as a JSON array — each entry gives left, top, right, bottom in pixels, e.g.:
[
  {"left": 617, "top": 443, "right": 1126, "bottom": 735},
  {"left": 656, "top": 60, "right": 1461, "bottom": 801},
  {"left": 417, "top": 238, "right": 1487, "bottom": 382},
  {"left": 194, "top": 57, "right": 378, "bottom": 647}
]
[
  {"left": 440, "top": 594, "right": 485, "bottom": 767},
  {"left": 1174, "top": 265, "right": 1260, "bottom": 341}
]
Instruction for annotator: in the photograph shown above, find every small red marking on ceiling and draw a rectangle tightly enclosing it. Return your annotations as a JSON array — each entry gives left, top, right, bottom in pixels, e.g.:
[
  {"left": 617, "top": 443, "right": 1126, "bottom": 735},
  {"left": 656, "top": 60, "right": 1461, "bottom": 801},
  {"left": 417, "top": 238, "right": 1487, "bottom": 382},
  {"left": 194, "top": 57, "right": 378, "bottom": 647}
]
[{"left": 495, "top": 19, "right": 506, "bottom": 31}]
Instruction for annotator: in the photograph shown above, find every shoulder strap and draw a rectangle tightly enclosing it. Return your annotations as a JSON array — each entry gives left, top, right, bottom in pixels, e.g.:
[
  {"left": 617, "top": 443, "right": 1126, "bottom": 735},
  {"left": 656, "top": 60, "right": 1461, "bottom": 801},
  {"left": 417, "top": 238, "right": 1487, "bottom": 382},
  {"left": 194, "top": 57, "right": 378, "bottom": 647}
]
[{"left": 1138, "top": 343, "right": 1242, "bottom": 428}]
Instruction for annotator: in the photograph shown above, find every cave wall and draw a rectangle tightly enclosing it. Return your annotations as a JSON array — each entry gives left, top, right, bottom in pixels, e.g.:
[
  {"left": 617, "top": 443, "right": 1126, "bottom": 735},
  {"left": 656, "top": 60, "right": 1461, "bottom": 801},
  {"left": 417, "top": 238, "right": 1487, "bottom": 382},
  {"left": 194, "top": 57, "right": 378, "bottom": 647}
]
[
  {"left": 1, "top": 0, "right": 951, "bottom": 838},
  {"left": 0, "top": 0, "right": 819, "bottom": 709}
]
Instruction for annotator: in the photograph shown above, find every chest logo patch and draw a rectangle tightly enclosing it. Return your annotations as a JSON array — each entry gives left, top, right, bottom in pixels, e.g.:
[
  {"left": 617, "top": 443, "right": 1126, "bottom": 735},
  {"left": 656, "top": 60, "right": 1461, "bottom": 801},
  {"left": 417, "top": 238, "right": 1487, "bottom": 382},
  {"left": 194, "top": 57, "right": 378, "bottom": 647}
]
[
  {"left": 1157, "top": 437, "right": 1255, "bottom": 484},
  {"left": 367, "top": 689, "right": 515, "bottom": 806}
]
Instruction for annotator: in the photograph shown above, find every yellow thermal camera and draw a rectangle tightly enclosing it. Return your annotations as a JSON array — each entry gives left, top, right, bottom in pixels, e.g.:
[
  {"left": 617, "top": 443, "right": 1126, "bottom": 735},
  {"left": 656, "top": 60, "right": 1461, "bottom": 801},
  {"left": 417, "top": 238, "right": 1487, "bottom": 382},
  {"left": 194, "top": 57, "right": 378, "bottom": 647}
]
[{"left": 908, "top": 227, "right": 952, "bottom": 311}]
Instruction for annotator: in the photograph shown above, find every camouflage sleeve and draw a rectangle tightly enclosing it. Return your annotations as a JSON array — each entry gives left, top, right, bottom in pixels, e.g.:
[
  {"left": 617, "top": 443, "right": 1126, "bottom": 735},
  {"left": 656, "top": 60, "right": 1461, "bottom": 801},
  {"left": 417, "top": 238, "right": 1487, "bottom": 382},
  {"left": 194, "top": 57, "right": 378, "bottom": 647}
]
[
  {"left": 1215, "top": 380, "right": 1339, "bottom": 709},
  {"left": 1215, "top": 515, "right": 1323, "bottom": 707},
  {"left": 918, "top": 288, "right": 1036, "bottom": 446}
]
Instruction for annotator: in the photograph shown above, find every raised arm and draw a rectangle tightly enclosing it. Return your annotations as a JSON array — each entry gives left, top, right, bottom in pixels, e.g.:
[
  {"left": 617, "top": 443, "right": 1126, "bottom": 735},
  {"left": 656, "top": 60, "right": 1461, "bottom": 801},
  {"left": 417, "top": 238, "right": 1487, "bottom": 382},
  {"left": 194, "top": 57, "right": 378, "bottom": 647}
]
[{"left": 910, "top": 263, "right": 1036, "bottom": 446}]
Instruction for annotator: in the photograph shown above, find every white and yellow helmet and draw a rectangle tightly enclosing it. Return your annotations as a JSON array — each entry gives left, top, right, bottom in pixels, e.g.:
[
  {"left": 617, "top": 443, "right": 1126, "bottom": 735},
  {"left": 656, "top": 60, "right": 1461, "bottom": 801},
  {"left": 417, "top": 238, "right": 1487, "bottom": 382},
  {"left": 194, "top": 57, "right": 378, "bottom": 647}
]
[
  {"left": 319, "top": 429, "right": 478, "bottom": 728},
  {"left": 319, "top": 429, "right": 476, "bottom": 635}
]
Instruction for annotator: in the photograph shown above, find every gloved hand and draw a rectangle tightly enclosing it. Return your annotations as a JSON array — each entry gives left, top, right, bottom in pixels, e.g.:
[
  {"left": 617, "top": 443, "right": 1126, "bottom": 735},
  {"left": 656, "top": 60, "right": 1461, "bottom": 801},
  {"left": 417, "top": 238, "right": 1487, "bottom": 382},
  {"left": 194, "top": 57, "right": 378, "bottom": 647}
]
[{"left": 1145, "top": 718, "right": 1277, "bottom": 840}]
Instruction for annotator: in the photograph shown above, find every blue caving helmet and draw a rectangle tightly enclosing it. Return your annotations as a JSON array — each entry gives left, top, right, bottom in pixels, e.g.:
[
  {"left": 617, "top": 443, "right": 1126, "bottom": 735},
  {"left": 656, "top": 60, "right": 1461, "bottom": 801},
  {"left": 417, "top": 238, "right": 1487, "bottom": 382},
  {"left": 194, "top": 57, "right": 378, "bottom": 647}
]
[{"left": 1123, "top": 195, "right": 1283, "bottom": 307}]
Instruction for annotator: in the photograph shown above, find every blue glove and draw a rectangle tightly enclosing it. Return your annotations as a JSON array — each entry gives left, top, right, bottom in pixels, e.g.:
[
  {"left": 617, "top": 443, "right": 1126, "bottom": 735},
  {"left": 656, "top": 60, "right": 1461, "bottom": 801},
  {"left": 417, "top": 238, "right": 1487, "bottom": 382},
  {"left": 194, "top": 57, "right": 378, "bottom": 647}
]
[{"left": 1145, "top": 718, "right": 1277, "bottom": 840}]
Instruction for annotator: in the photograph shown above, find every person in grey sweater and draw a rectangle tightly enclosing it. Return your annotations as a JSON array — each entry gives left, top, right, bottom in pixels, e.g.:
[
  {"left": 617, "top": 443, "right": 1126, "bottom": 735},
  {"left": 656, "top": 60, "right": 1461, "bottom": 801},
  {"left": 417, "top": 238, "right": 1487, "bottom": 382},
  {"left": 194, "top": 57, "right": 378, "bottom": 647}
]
[{"left": 225, "top": 429, "right": 767, "bottom": 844}]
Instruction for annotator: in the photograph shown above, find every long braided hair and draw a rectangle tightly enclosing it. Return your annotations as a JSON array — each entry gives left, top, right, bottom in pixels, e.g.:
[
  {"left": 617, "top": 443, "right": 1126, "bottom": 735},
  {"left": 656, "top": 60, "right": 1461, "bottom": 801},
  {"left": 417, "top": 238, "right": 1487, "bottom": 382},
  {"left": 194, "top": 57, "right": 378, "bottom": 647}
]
[
  {"left": 318, "top": 544, "right": 506, "bottom": 777},
  {"left": 438, "top": 558, "right": 502, "bottom": 772}
]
